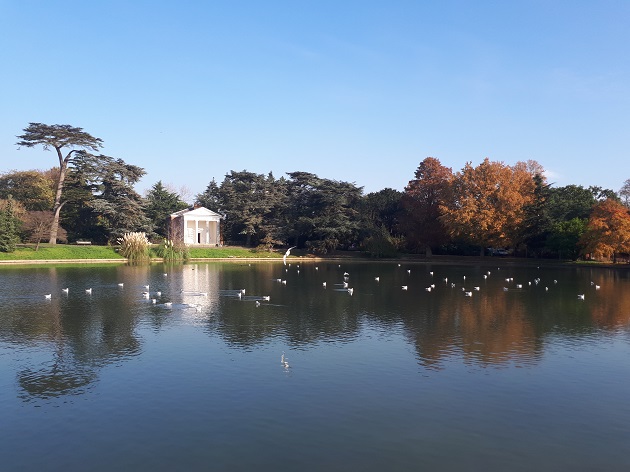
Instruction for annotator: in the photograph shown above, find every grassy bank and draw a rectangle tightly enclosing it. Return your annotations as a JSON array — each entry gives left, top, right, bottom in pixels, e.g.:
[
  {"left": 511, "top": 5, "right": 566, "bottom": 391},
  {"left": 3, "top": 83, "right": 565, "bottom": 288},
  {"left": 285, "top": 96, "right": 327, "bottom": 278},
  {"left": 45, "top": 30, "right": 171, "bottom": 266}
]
[
  {"left": 0, "top": 245, "right": 124, "bottom": 260},
  {"left": 0, "top": 245, "right": 285, "bottom": 261},
  {"left": 186, "top": 247, "right": 283, "bottom": 259}
]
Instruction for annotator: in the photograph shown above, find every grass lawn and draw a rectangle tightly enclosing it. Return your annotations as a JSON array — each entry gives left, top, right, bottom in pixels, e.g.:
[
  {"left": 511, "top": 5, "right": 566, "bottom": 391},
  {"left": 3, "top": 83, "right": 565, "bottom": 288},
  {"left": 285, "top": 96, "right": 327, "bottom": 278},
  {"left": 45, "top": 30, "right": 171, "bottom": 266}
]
[
  {"left": 187, "top": 247, "right": 283, "bottom": 259},
  {"left": 0, "top": 245, "right": 124, "bottom": 260},
  {"left": 0, "top": 244, "right": 285, "bottom": 261}
]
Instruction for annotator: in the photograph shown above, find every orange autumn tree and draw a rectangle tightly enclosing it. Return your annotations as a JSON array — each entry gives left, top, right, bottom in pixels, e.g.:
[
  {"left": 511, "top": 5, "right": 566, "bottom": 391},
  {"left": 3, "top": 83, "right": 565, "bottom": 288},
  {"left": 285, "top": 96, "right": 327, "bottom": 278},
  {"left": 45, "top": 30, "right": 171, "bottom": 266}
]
[
  {"left": 439, "top": 158, "right": 537, "bottom": 255},
  {"left": 401, "top": 157, "right": 453, "bottom": 256},
  {"left": 579, "top": 198, "right": 630, "bottom": 262}
]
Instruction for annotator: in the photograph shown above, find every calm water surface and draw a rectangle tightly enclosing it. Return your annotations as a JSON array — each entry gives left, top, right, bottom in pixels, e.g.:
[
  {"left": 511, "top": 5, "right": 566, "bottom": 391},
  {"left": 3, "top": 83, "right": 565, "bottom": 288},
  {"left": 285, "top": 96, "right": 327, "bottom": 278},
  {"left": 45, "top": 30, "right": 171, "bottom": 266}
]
[{"left": 1, "top": 261, "right": 629, "bottom": 471}]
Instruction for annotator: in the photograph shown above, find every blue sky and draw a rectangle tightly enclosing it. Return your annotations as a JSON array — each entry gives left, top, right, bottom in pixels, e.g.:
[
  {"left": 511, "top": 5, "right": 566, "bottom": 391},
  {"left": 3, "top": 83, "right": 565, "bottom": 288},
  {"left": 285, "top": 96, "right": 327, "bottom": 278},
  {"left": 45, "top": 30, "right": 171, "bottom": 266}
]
[{"left": 1, "top": 0, "right": 628, "bottom": 201}]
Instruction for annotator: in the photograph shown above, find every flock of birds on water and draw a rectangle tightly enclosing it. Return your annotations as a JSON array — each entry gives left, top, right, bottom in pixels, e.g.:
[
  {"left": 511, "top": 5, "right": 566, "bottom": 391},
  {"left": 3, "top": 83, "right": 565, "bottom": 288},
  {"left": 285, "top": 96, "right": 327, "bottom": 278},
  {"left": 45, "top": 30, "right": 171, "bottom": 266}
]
[
  {"left": 41, "top": 258, "right": 601, "bottom": 306},
  {"left": 38, "top": 247, "right": 603, "bottom": 370}
]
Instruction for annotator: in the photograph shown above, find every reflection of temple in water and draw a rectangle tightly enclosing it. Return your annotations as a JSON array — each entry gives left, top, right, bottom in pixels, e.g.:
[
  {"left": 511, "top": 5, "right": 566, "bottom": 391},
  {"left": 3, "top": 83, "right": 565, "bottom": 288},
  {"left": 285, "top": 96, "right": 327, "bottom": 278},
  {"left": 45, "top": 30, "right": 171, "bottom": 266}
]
[{"left": 178, "top": 264, "right": 221, "bottom": 321}]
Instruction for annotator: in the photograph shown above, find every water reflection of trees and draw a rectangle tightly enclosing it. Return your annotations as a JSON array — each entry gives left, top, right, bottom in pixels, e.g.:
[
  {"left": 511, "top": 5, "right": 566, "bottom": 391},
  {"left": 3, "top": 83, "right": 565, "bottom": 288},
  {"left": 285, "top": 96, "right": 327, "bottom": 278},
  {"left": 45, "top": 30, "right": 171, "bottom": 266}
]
[
  {"left": 4, "top": 263, "right": 630, "bottom": 399},
  {"left": 403, "top": 290, "right": 543, "bottom": 369},
  {"left": 0, "top": 266, "right": 143, "bottom": 401},
  {"left": 212, "top": 263, "right": 362, "bottom": 348},
  {"left": 400, "top": 268, "right": 630, "bottom": 370},
  {"left": 209, "top": 263, "right": 630, "bottom": 370}
]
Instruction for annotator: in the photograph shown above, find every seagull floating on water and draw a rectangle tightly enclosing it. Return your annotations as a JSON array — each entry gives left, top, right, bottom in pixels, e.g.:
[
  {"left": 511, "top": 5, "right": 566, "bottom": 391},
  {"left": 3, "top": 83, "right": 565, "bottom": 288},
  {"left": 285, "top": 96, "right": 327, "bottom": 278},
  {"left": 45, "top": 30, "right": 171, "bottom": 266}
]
[
  {"left": 62, "top": 288, "right": 69, "bottom": 293},
  {"left": 85, "top": 288, "right": 92, "bottom": 294},
  {"left": 45, "top": 293, "right": 52, "bottom": 299},
  {"left": 578, "top": 294, "right": 585, "bottom": 300},
  {"left": 402, "top": 285, "right": 408, "bottom": 290}
]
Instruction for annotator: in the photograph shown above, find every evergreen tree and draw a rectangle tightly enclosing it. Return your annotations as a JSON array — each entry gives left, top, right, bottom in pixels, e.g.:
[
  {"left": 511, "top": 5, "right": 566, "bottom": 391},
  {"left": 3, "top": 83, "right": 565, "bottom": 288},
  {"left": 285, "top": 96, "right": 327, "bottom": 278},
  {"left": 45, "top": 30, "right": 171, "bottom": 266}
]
[
  {"left": 16, "top": 123, "right": 104, "bottom": 243},
  {"left": 520, "top": 173, "right": 552, "bottom": 257},
  {"left": 0, "top": 196, "right": 20, "bottom": 252},
  {"left": 89, "top": 156, "right": 152, "bottom": 243},
  {"left": 145, "top": 181, "right": 188, "bottom": 238},
  {"left": 285, "top": 172, "right": 362, "bottom": 253}
]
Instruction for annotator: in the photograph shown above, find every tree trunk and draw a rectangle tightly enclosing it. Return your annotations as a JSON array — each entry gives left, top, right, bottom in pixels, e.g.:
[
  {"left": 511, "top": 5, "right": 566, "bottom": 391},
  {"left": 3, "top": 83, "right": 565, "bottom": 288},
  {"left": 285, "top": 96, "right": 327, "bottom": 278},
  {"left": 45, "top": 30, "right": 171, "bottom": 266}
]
[{"left": 49, "top": 149, "right": 68, "bottom": 244}]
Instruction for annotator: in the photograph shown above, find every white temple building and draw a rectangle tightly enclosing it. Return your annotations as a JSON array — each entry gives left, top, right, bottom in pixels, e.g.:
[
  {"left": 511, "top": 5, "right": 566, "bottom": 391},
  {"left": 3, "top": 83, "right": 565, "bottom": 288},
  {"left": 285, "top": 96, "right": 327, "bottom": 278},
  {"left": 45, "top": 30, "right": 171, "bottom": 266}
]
[{"left": 169, "top": 206, "right": 222, "bottom": 246}]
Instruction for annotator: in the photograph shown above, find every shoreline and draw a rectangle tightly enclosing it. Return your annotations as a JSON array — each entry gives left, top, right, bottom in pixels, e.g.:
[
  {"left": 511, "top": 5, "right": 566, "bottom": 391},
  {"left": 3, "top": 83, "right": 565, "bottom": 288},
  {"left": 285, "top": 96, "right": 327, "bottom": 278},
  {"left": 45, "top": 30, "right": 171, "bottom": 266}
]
[{"left": 0, "top": 255, "right": 627, "bottom": 270}]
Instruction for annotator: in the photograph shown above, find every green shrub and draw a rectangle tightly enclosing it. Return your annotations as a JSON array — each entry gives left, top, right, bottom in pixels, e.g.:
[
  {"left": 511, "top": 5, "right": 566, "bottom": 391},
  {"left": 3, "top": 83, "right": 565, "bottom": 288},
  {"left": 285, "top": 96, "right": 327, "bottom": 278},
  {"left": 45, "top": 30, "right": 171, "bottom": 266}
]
[{"left": 155, "top": 239, "right": 189, "bottom": 261}]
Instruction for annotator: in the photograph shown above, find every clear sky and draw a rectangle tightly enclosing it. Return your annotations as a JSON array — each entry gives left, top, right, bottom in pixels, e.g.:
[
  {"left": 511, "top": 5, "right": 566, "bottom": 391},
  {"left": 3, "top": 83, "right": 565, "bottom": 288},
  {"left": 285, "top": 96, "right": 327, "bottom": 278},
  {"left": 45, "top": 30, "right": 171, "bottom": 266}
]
[{"left": 1, "top": 0, "right": 628, "bottom": 201}]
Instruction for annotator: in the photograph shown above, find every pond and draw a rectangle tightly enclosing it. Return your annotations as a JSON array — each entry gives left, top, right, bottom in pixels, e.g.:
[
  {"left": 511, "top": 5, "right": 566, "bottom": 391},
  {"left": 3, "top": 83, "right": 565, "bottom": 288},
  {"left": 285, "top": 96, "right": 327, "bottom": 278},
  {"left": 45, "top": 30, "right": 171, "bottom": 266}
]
[{"left": 1, "top": 261, "right": 629, "bottom": 471}]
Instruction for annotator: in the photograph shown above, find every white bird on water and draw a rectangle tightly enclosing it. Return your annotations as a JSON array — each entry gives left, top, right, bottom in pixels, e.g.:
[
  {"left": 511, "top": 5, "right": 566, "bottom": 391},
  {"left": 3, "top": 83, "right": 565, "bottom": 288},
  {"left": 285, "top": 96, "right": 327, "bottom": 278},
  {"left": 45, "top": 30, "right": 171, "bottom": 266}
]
[
  {"left": 402, "top": 285, "right": 408, "bottom": 290},
  {"left": 347, "top": 288, "right": 354, "bottom": 295},
  {"left": 283, "top": 246, "right": 296, "bottom": 265},
  {"left": 85, "top": 288, "right": 92, "bottom": 294},
  {"left": 62, "top": 287, "right": 69, "bottom": 293},
  {"left": 578, "top": 294, "right": 585, "bottom": 300},
  {"left": 322, "top": 282, "right": 327, "bottom": 287},
  {"left": 45, "top": 293, "right": 52, "bottom": 299}
]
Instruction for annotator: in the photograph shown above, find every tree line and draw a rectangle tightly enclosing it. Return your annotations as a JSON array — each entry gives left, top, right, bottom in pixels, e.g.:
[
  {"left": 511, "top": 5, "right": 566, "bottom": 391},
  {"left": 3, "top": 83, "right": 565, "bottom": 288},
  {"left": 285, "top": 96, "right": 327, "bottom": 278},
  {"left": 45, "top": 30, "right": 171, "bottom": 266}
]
[{"left": 1, "top": 122, "right": 630, "bottom": 261}]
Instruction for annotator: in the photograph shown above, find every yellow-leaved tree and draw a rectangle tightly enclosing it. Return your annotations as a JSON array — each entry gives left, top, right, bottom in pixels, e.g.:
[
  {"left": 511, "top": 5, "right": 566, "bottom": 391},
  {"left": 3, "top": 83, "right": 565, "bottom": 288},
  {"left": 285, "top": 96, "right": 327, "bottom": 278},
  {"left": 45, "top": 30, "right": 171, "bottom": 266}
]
[
  {"left": 439, "top": 158, "right": 537, "bottom": 255},
  {"left": 580, "top": 198, "right": 630, "bottom": 262}
]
